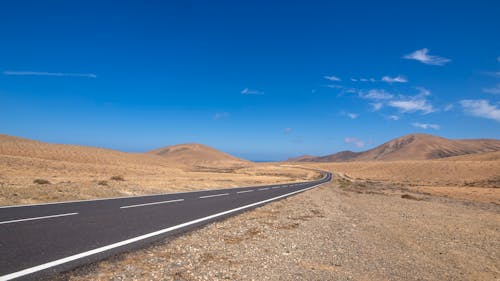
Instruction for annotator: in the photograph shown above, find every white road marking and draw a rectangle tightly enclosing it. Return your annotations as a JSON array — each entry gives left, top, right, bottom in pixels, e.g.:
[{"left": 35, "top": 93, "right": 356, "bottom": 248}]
[
  {"left": 236, "top": 190, "right": 254, "bottom": 194},
  {"left": 120, "top": 199, "right": 184, "bottom": 209},
  {"left": 0, "top": 179, "right": 328, "bottom": 281},
  {"left": 272, "top": 186, "right": 280, "bottom": 189},
  {"left": 258, "top": 188, "right": 270, "bottom": 191},
  {"left": 0, "top": 213, "right": 78, "bottom": 225},
  {"left": 199, "top": 193, "right": 229, "bottom": 199}
]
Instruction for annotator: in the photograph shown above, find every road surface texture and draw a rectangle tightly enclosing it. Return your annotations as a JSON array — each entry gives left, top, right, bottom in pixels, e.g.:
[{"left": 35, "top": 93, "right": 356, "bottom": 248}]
[{"left": 0, "top": 173, "right": 331, "bottom": 280}]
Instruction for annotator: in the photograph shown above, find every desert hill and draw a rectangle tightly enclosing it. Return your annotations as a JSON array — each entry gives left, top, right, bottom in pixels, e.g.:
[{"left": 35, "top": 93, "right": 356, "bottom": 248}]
[
  {"left": 0, "top": 134, "right": 247, "bottom": 167},
  {"left": 0, "top": 134, "right": 168, "bottom": 166},
  {"left": 291, "top": 133, "right": 500, "bottom": 162},
  {"left": 147, "top": 143, "right": 248, "bottom": 166}
]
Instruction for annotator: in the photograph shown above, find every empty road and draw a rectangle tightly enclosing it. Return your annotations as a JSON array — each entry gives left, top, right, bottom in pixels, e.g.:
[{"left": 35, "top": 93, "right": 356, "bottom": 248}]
[{"left": 0, "top": 172, "right": 332, "bottom": 280}]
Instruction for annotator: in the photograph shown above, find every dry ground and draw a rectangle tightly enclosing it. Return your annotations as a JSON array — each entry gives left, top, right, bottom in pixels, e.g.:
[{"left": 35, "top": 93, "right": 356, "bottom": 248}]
[
  {"left": 58, "top": 178, "right": 500, "bottom": 281},
  {"left": 0, "top": 154, "right": 320, "bottom": 206},
  {"left": 301, "top": 159, "right": 500, "bottom": 204}
]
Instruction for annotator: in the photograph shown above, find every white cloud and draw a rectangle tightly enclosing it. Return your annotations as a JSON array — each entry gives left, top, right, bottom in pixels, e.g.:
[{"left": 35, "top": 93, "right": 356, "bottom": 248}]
[
  {"left": 388, "top": 115, "right": 400, "bottom": 121},
  {"left": 347, "top": 113, "right": 358, "bottom": 119},
  {"left": 444, "top": 104, "right": 454, "bottom": 112},
  {"left": 359, "top": 78, "right": 368, "bottom": 82},
  {"left": 381, "top": 75, "right": 408, "bottom": 83},
  {"left": 483, "top": 71, "right": 500, "bottom": 78},
  {"left": 460, "top": 99, "right": 500, "bottom": 122},
  {"left": 326, "top": 84, "right": 343, "bottom": 89},
  {"left": 412, "top": 122, "right": 440, "bottom": 130},
  {"left": 388, "top": 88, "right": 434, "bottom": 114},
  {"left": 3, "top": 70, "right": 97, "bottom": 78},
  {"left": 350, "top": 78, "right": 358, "bottom": 82},
  {"left": 482, "top": 84, "right": 500, "bottom": 95},
  {"left": 213, "top": 112, "right": 229, "bottom": 120},
  {"left": 324, "top": 75, "right": 341, "bottom": 81},
  {"left": 241, "top": 88, "right": 264, "bottom": 95},
  {"left": 403, "top": 48, "right": 451, "bottom": 66},
  {"left": 389, "top": 99, "right": 434, "bottom": 114},
  {"left": 344, "top": 137, "right": 365, "bottom": 148},
  {"left": 284, "top": 128, "right": 293, "bottom": 134},
  {"left": 371, "top": 102, "right": 383, "bottom": 111},
  {"left": 359, "top": 89, "right": 393, "bottom": 100}
]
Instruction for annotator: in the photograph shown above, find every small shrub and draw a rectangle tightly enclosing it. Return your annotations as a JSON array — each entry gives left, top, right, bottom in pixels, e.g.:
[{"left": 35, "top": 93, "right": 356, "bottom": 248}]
[
  {"left": 401, "top": 194, "right": 421, "bottom": 201},
  {"left": 33, "top": 179, "right": 51, "bottom": 185},
  {"left": 98, "top": 180, "right": 109, "bottom": 186},
  {"left": 110, "top": 175, "right": 125, "bottom": 181}
]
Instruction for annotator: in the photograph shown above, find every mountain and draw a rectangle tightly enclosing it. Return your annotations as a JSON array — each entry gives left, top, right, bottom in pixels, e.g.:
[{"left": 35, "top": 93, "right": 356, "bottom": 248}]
[
  {"left": 290, "top": 133, "right": 500, "bottom": 162},
  {"left": 0, "top": 134, "right": 167, "bottom": 166},
  {"left": 147, "top": 143, "right": 248, "bottom": 166},
  {"left": 0, "top": 134, "right": 248, "bottom": 167}
]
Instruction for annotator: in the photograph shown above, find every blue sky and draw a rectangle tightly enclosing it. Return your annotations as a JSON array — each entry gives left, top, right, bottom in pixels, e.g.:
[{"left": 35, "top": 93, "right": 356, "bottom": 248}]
[{"left": 1, "top": 1, "right": 499, "bottom": 160}]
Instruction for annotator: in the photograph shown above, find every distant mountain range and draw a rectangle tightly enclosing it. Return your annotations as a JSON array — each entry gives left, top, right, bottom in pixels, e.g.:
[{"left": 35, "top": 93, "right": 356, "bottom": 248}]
[{"left": 288, "top": 133, "right": 500, "bottom": 162}]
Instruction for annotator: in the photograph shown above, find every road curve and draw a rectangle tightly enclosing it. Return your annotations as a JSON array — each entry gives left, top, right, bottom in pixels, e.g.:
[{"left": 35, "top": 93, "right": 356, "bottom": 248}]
[{"left": 0, "top": 172, "right": 332, "bottom": 280}]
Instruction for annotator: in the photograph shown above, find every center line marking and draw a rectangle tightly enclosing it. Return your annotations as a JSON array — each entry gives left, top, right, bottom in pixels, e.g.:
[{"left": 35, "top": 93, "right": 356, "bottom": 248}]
[
  {"left": 258, "top": 188, "right": 269, "bottom": 191},
  {"left": 0, "top": 212, "right": 78, "bottom": 225},
  {"left": 120, "top": 199, "right": 184, "bottom": 209},
  {"left": 272, "top": 186, "right": 280, "bottom": 189},
  {"left": 0, "top": 174, "right": 330, "bottom": 281},
  {"left": 199, "top": 193, "right": 229, "bottom": 199},
  {"left": 236, "top": 190, "right": 254, "bottom": 194}
]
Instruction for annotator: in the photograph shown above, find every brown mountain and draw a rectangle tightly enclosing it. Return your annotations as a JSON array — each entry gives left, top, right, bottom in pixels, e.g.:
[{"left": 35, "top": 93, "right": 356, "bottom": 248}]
[
  {"left": 147, "top": 143, "right": 248, "bottom": 166},
  {"left": 0, "top": 134, "right": 248, "bottom": 167},
  {"left": 290, "top": 133, "right": 500, "bottom": 162}
]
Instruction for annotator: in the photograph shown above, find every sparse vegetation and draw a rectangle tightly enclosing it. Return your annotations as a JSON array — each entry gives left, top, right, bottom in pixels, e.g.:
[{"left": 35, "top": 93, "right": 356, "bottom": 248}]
[
  {"left": 33, "top": 179, "right": 51, "bottom": 185},
  {"left": 98, "top": 180, "right": 109, "bottom": 186},
  {"left": 401, "top": 194, "right": 422, "bottom": 201},
  {"left": 110, "top": 175, "right": 125, "bottom": 181}
]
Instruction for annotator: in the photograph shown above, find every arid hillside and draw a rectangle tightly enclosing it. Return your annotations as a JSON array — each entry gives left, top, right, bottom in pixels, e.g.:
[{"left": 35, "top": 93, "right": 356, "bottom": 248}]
[
  {"left": 0, "top": 134, "right": 320, "bottom": 206},
  {"left": 291, "top": 133, "right": 500, "bottom": 162},
  {"left": 147, "top": 143, "right": 248, "bottom": 166}
]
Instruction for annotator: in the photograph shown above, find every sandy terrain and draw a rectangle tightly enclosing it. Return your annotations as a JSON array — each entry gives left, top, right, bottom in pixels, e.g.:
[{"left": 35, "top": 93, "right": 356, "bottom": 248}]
[
  {"left": 297, "top": 156, "right": 500, "bottom": 204},
  {"left": 0, "top": 155, "right": 319, "bottom": 206},
  {"left": 58, "top": 178, "right": 500, "bottom": 281},
  {"left": 0, "top": 135, "right": 321, "bottom": 206},
  {"left": 3, "top": 133, "right": 500, "bottom": 280}
]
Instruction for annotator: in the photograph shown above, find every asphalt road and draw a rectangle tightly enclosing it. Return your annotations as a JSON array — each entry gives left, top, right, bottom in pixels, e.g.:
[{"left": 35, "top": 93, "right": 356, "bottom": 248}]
[{"left": 0, "top": 172, "right": 332, "bottom": 280}]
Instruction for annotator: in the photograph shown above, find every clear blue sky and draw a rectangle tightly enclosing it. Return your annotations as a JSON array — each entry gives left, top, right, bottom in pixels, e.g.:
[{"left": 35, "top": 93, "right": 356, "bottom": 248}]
[{"left": 1, "top": 1, "right": 499, "bottom": 161}]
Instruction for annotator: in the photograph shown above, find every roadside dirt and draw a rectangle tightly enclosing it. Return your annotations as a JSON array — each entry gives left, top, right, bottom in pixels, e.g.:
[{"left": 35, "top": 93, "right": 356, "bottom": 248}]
[{"left": 58, "top": 179, "right": 500, "bottom": 281}]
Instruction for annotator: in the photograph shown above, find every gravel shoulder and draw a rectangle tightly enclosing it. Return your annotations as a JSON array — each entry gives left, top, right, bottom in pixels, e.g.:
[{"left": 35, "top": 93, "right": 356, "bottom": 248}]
[{"left": 58, "top": 179, "right": 500, "bottom": 281}]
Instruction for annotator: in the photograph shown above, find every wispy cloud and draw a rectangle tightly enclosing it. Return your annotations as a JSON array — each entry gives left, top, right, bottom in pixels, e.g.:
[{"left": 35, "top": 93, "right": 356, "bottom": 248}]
[
  {"left": 381, "top": 75, "right": 408, "bottom": 83},
  {"left": 324, "top": 75, "right": 341, "bottom": 81},
  {"left": 347, "top": 112, "right": 358, "bottom": 119},
  {"left": 497, "top": 56, "right": 500, "bottom": 63},
  {"left": 482, "top": 84, "right": 500, "bottom": 95},
  {"left": 412, "top": 122, "right": 440, "bottom": 130},
  {"left": 388, "top": 115, "right": 400, "bottom": 121},
  {"left": 389, "top": 99, "right": 434, "bottom": 114},
  {"left": 483, "top": 71, "right": 500, "bottom": 78},
  {"left": 403, "top": 48, "right": 450, "bottom": 66},
  {"left": 350, "top": 78, "right": 358, "bottom": 82},
  {"left": 460, "top": 99, "right": 500, "bottom": 122},
  {"left": 241, "top": 88, "right": 264, "bottom": 95},
  {"left": 3, "top": 70, "right": 97, "bottom": 78},
  {"left": 344, "top": 137, "right": 365, "bottom": 148},
  {"left": 213, "top": 112, "right": 229, "bottom": 120},
  {"left": 388, "top": 87, "right": 434, "bottom": 114},
  {"left": 359, "top": 89, "right": 393, "bottom": 100},
  {"left": 443, "top": 104, "right": 454, "bottom": 112},
  {"left": 371, "top": 102, "right": 383, "bottom": 111},
  {"left": 284, "top": 128, "right": 293, "bottom": 134},
  {"left": 326, "top": 84, "right": 343, "bottom": 89}
]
